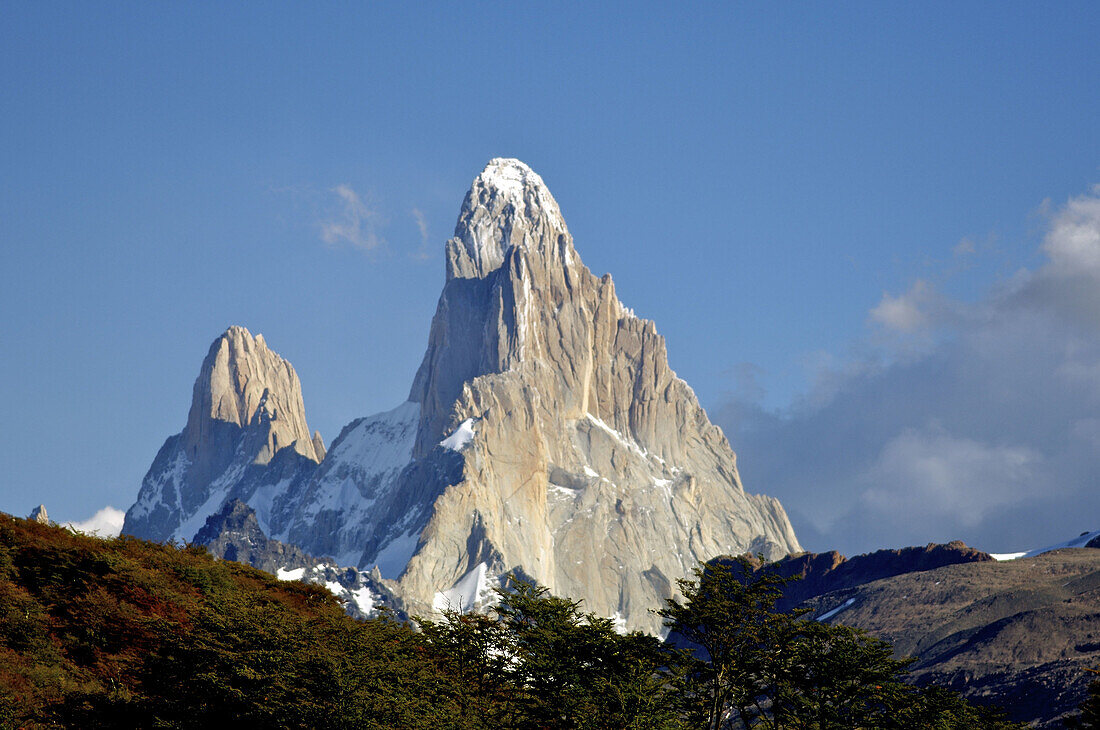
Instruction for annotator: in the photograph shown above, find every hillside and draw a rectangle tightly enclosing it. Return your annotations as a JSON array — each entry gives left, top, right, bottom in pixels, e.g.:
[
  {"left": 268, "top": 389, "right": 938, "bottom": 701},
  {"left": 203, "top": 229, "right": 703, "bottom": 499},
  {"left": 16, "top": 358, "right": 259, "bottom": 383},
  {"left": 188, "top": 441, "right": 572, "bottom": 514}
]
[
  {"left": 1, "top": 514, "right": 1028, "bottom": 729},
  {"left": 0, "top": 513, "right": 463, "bottom": 728},
  {"left": 795, "top": 548, "right": 1100, "bottom": 726}
]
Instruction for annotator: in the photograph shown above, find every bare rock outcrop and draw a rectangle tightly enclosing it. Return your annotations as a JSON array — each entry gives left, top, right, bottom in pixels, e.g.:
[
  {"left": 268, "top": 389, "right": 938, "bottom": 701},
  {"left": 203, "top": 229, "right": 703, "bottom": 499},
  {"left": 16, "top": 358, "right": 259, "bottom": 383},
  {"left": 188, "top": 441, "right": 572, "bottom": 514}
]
[
  {"left": 372, "top": 159, "right": 801, "bottom": 632},
  {"left": 124, "top": 159, "right": 802, "bottom": 634},
  {"left": 795, "top": 549, "right": 1100, "bottom": 727},
  {"left": 735, "top": 540, "right": 993, "bottom": 613},
  {"left": 123, "top": 326, "right": 323, "bottom": 542}
]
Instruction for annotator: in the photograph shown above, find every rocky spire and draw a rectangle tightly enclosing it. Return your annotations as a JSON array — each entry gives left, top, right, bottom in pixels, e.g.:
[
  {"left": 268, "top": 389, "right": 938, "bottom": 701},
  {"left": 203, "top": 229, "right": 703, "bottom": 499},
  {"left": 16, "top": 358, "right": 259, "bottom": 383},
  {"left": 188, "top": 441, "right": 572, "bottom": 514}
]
[
  {"left": 123, "top": 327, "right": 323, "bottom": 543},
  {"left": 184, "top": 326, "right": 322, "bottom": 468},
  {"left": 391, "top": 159, "right": 802, "bottom": 632}
]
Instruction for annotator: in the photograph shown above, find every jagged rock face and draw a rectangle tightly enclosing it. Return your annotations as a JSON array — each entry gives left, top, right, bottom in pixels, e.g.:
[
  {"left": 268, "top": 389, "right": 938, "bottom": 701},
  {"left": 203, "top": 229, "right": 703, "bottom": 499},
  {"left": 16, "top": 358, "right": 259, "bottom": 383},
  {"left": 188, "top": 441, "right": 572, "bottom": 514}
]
[
  {"left": 123, "top": 159, "right": 802, "bottom": 635},
  {"left": 123, "top": 326, "right": 324, "bottom": 542},
  {"left": 193, "top": 498, "right": 318, "bottom": 574},
  {"left": 384, "top": 158, "right": 801, "bottom": 632},
  {"left": 28, "top": 505, "right": 48, "bottom": 525},
  {"left": 194, "top": 499, "right": 400, "bottom": 621}
]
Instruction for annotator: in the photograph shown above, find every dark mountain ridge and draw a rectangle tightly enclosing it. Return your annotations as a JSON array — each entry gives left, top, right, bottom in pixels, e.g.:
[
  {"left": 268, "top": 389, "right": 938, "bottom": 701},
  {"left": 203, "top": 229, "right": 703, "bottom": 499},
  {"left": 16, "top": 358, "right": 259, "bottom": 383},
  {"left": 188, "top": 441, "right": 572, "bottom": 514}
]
[{"left": 771, "top": 546, "right": 1100, "bottom": 726}]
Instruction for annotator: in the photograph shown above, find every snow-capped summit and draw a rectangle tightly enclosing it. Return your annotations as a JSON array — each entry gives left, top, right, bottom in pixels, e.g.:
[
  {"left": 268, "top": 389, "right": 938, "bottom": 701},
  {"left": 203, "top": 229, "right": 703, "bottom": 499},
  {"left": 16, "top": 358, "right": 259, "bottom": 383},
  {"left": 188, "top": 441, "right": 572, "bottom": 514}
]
[{"left": 447, "top": 157, "right": 570, "bottom": 281}]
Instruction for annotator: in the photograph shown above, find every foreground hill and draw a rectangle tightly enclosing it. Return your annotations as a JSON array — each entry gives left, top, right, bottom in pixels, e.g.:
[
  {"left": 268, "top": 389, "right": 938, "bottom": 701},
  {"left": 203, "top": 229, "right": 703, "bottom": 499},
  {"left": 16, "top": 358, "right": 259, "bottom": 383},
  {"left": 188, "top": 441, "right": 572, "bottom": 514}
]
[
  {"left": 3, "top": 513, "right": 1030, "bottom": 729},
  {"left": 0, "top": 514, "right": 465, "bottom": 728},
  {"left": 787, "top": 547, "right": 1100, "bottom": 726}
]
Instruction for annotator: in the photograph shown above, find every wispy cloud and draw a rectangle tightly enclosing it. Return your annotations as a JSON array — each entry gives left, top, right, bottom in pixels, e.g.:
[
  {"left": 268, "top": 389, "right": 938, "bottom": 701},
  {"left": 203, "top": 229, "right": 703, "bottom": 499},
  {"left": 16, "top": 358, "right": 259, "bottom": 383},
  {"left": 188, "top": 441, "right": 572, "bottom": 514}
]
[
  {"left": 411, "top": 208, "right": 433, "bottom": 261},
  {"left": 716, "top": 184, "right": 1100, "bottom": 556},
  {"left": 320, "top": 184, "right": 383, "bottom": 252}
]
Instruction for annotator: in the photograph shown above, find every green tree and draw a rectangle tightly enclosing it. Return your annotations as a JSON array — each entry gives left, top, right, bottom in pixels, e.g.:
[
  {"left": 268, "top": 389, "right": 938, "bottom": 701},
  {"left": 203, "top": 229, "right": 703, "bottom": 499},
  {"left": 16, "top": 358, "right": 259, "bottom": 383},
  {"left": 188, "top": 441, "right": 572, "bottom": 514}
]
[
  {"left": 659, "top": 556, "right": 1024, "bottom": 730},
  {"left": 775, "top": 621, "right": 912, "bottom": 729},
  {"left": 421, "top": 578, "right": 683, "bottom": 730},
  {"left": 418, "top": 610, "right": 513, "bottom": 728},
  {"left": 1065, "top": 668, "right": 1100, "bottom": 729},
  {"left": 657, "top": 556, "right": 796, "bottom": 729},
  {"left": 495, "top": 580, "right": 682, "bottom": 729}
]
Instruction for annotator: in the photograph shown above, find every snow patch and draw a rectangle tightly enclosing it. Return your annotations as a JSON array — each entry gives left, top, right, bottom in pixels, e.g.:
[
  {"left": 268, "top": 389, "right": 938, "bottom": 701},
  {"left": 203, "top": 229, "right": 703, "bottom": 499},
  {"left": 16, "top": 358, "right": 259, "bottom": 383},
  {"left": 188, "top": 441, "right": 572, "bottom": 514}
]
[
  {"left": 276, "top": 567, "right": 305, "bottom": 581},
  {"left": 584, "top": 414, "right": 653, "bottom": 461},
  {"left": 989, "top": 529, "right": 1100, "bottom": 561},
  {"left": 324, "top": 401, "right": 420, "bottom": 478},
  {"left": 433, "top": 562, "right": 493, "bottom": 613},
  {"left": 990, "top": 551, "right": 1029, "bottom": 561},
  {"left": 816, "top": 597, "right": 856, "bottom": 622},
  {"left": 350, "top": 586, "right": 375, "bottom": 615},
  {"left": 549, "top": 484, "right": 577, "bottom": 499},
  {"left": 440, "top": 418, "right": 477, "bottom": 452}
]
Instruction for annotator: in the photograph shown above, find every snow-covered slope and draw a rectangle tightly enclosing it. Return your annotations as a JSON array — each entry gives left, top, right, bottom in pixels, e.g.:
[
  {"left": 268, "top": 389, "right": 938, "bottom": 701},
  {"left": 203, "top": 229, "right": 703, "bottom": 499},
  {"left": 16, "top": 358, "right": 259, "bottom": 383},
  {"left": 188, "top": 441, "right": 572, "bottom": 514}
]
[
  {"left": 989, "top": 529, "right": 1100, "bottom": 561},
  {"left": 278, "top": 401, "right": 420, "bottom": 568}
]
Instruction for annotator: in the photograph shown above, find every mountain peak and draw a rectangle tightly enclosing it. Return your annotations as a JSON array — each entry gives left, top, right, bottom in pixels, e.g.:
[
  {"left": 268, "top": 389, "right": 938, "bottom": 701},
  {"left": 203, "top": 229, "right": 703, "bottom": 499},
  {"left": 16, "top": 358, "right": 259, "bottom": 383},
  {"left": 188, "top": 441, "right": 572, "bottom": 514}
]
[
  {"left": 477, "top": 158, "right": 546, "bottom": 198},
  {"left": 124, "top": 327, "right": 323, "bottom": 542},
  {"left": 186, "top": 328, "right": 304, "bottom": 443},
  {"left": 447, "top": 158, "right": 571, "bottom": 280}
]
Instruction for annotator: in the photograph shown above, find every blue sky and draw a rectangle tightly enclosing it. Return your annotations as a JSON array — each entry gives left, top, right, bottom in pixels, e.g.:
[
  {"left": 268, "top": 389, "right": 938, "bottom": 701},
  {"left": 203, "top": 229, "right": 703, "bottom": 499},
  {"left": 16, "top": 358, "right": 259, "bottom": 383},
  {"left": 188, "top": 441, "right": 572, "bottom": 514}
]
[{"left": 2, "top": 3, "right": 1098, "bottom": 553}]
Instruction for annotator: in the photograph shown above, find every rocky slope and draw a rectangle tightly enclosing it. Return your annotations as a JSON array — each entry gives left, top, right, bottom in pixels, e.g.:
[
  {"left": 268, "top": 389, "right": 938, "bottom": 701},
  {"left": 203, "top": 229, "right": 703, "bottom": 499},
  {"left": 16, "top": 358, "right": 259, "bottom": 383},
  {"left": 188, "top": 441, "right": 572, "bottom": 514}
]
[
  {"left": 192, "top": 499, "right": 399, "bottom": 620},
  {"left": 125, "top": 158, "right": 802, "bottom": 633},
  {"left": 795, "top": 547, "right": 1100, "bottom": 727},
  {"left": 748, "top": 540, "right": 994, "bottom": 612}
]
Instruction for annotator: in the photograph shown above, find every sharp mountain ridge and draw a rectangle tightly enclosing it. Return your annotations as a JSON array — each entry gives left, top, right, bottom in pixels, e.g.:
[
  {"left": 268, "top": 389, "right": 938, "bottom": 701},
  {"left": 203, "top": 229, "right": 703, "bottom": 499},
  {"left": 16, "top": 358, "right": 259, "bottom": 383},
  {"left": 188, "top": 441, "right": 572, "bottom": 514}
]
[{"left": 124, "top": 158, "right": 801, "bottom": 632}]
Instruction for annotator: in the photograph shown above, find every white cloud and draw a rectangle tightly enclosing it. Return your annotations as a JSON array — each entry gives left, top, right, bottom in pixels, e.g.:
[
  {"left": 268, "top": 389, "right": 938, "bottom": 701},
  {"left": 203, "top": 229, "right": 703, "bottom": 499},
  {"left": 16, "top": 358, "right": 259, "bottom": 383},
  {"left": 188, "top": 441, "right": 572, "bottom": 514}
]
[
  {"left": 64, "top": 506, "right": 125, "bottom": 538},
  {"left": 869, "top": 280, "right": 933, "bottom": 332},
  {"left": 718, "top": 182, "right": 1100, "bottom": 556},
  {"left": 320, "top": 184, "right": 383, "bottom": 252},
  {"left": 953, "top": 236, "right": 977, "bottom": 256},
  {"left": 1041, "top": 185, "right": 1100, "bottom": 274},
  {"left": 860, "top": 426, "right": 1037, "bottom": 528},
  {"left": 411, "top": 208, "right": 433, "bottom": 261}
]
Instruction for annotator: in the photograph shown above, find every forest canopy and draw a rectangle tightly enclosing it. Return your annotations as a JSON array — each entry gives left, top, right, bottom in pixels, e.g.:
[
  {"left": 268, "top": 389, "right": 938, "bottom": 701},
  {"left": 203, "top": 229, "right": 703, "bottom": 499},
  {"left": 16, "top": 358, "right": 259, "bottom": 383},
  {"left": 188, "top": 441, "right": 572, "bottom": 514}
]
[{"left": 0, "top": 515, "right": 1022, "bottom": 729}]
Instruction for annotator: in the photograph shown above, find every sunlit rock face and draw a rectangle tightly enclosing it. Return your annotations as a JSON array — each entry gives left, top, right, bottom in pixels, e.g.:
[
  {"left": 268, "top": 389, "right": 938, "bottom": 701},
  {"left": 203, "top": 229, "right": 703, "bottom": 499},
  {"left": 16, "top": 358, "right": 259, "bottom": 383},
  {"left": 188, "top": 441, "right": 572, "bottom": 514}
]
[
  {"left": 123, "top": 326, "right": 324, "bottom": 543},
  {"left": 391, "top": 159, "right": 801, "bottom": 632},
  {"left": 124, "top": 159, "right": 801, "bottom": 634}
]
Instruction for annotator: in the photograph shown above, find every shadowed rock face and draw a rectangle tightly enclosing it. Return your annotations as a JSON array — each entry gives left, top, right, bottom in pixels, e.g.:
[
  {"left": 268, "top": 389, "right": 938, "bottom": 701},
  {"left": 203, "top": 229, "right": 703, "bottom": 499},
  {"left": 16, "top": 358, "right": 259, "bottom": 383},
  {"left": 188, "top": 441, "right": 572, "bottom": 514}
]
[
  {"left": 123, "top": 327, "right": 324, "bottom": 543},
  {"left": 193, "top": 498, "right": 316, "bottom": 574},
  {"left": 193, "top": 499, "right": 401, "bottom": 621}
]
